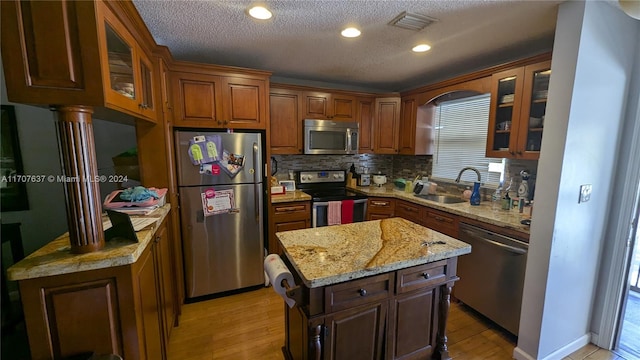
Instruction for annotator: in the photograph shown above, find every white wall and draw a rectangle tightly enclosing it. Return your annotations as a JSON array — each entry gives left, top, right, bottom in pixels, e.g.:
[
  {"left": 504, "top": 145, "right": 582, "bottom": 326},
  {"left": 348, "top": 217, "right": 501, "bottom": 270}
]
[
  {"left": 515, "top": 2, "right": 640, "bottom": 359},
  {"left": 0, "top": 56, "right": 137, "bottom": 256}
]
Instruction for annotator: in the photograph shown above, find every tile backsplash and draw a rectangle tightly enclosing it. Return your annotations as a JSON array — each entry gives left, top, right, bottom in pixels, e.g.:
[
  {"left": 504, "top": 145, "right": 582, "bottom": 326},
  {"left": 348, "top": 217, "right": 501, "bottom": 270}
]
[{"left": 272, "top": 154, "right": 538, "bottom": 200}]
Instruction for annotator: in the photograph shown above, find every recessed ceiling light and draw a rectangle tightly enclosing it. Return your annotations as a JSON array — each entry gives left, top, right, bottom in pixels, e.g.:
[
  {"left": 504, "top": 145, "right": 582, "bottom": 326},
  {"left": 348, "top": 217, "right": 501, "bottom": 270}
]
[
  {"left": 248, "top": 6, "right": 272, "bottom": 20},
  {"left": 341, "top": 27, "right": 361, "bottom": 38},
  {"left": 412, "top": 44, "right": 431, "bottom": 53}
]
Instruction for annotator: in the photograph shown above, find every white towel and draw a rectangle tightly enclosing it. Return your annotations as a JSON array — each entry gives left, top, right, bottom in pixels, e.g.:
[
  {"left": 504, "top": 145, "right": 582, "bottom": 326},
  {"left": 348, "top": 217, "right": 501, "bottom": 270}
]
[{"left": 327, "top": 201, "right": 342, "bottom": 226}]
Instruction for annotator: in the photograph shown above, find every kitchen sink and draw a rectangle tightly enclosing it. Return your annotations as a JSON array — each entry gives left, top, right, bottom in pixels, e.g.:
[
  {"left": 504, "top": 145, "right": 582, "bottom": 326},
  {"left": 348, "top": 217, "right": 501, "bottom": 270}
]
[{"left": 414, "top": 194, "right": 466, "bottom": 204}]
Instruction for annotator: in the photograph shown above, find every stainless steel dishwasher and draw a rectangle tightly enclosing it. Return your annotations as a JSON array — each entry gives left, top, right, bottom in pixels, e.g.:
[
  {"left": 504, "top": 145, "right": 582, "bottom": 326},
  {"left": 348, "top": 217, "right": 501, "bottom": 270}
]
[{"left": 455, "top": 222, "right": 528, "bottom": 335}]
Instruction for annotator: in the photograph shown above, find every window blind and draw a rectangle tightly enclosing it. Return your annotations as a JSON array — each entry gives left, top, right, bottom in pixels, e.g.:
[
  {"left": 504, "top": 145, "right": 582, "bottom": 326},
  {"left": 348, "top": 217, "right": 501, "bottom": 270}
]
[{"left": 432, "top": 94, "right": 502, "bottom": 186}]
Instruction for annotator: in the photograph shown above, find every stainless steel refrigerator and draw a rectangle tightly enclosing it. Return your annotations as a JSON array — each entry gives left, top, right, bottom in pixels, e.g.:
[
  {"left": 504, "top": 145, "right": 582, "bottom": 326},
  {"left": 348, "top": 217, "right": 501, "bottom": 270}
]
[{"left": 175, "top": 131, "right": 264, "bottom": 298}]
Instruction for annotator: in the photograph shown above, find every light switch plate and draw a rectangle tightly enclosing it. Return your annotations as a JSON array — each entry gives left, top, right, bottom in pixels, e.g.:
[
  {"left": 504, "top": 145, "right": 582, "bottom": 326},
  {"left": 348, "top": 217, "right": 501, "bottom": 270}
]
[{"left": 579, "top": 184, "right": 592, "bottom": 203}]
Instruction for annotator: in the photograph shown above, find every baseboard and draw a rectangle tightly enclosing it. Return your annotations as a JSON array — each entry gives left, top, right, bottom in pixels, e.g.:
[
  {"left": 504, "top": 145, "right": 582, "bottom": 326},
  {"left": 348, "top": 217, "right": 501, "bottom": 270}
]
[{"left": 513, "top": 334, "right": 591, "bottom": 360}]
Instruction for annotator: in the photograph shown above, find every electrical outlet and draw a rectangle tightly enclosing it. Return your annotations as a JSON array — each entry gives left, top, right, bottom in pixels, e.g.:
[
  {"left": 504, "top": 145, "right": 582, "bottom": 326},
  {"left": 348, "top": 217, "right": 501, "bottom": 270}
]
[{"left": 579, "top": 184, "right": 592, "bottom": 203}]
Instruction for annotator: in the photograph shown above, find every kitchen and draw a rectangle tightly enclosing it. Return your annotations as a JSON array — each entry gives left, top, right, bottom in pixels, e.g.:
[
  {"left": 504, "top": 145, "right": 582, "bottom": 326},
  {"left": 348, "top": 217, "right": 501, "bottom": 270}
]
[{"left": 1, "top": 1, "right": 639, "bottom": 360}]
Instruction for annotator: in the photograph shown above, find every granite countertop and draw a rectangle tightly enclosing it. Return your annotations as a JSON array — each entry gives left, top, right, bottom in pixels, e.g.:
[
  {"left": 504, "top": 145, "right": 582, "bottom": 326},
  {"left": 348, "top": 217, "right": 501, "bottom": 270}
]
[
  {"left": 7, "top": 204, "right": 171, "bottom": 281},
  {"left": 277, "top": 217, "right": 471, "bottom": 288},
  {"left": 349, "top": 185, "right": 531, "bottom": 235},
  {"left": 271, "top": 190, "right": 312, "bottom": 204}
]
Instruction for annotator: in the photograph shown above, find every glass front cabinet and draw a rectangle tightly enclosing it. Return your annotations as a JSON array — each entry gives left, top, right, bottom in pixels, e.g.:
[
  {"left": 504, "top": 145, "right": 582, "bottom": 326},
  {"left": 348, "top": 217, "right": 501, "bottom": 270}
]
[{"left": 486, "top": 60, "right": 551, "bottom": 159}]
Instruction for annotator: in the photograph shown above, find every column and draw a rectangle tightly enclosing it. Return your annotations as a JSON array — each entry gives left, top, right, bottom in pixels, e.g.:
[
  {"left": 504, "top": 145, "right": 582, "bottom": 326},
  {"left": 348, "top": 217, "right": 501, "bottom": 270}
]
[{"left": 55, "top": 105, "right": 104, "bottom": 254}]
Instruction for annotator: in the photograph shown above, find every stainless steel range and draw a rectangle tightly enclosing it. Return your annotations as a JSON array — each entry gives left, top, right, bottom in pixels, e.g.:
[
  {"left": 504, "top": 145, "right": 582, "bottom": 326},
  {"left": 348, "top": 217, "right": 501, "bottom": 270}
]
[{"left": 296, "top": 170, "right": 367, "bottom": 227}]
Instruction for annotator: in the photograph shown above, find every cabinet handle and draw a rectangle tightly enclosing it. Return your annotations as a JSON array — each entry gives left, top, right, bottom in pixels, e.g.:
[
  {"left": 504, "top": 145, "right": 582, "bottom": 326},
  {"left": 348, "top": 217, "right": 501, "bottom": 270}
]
[
  {"left": 517, "top": 151, "right": 523, "bottom": 155},
  {"left": 434, "top": 216, "right": 445, "bottom": 222},
  {"left": 510, "top": 151, "right": 515, "bottom": 155},
  {"left": 358, "top": 288, "right": 368, "bottom": 296},
  {"left": 422, "top": 272, "right": 430, "bottom": 279},
  {"left": 372, "top": 201, "right": 387, "bottom": 206},
  {"left": 277, "top": 206, "right": 302, "bottom": 212},
  {"left": 217, "top": 120, "right": 222, "bottom": 125}
]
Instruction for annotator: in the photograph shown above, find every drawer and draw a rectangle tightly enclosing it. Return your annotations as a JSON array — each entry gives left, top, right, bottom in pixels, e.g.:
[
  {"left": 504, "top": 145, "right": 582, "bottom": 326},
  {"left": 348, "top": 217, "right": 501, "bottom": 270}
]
[
  {"left": 396, "top": 260, "right": 447, "bottom": 294},
  {"left": 367, "top": 197, "right": 395, "bottom": 214},
  {"left": 395, "top": 200, "right": 425, "bottom": 225},
  {"left": 424, "top": 208, "right": 458, "bottom": 238},
  {"left": 325, "top": 273, "right": 393, "bottom": 313},
  {"left": 272, "top": 201, "right": 311, "bottom": 222}
]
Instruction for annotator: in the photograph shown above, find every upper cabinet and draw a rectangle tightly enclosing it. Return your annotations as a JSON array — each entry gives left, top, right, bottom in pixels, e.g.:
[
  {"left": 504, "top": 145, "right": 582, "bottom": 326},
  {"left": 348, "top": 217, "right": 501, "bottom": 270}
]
[
  {"left": 0, "top": 1, "right": 158, "bottom": 123},
  {"left": 373, "top": 97, "right": 401, "bottom": 154},
  {"left": 486, "top": 60, "right": 551, "bottom": 159},
  {"left": 98, "top": 4, "right": 156, "bottom": 121},
  {"left": 170, "top": 64, "right": 269, "bottom": 129},
  {"left": 356, "top": 97, "right": 375, "bottom": 153},
  {"left": 303, "top": 91, "right": 356, "bottom": 120},
  {"left": 270, "top": 87, "right": 304, "bottom": 154}
]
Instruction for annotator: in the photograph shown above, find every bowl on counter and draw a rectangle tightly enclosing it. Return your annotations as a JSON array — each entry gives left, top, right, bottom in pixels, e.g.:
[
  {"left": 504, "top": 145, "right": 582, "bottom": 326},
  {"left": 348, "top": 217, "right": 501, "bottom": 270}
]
[{"left": 393, "top": 179, "right": 406, "bottom": 191}]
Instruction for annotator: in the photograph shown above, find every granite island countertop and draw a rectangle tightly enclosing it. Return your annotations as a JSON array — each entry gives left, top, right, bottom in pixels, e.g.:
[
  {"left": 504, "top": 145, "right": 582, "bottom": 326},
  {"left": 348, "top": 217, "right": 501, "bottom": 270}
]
[
  {"left": 348, "top": 184, "right": 531, "bottom": 235},
  {"left": 277, "top": 217, "right": 471, "bottom": 288},
  {"left": 7, "top": 204, "right": 171, "bottom": 281}
]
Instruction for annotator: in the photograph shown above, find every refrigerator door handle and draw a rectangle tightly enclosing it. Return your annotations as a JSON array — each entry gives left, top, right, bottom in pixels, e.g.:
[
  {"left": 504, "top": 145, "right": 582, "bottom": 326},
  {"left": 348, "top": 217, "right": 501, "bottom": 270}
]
[{"left": 253, "top": 143, "right": 260, "bottom": 223}]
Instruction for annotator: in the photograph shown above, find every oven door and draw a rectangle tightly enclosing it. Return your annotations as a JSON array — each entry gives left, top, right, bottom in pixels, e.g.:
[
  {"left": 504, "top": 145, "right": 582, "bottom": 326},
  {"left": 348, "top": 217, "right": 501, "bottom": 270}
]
[{"left": 312, "top": 199, "right": 367, "bottom": 227}]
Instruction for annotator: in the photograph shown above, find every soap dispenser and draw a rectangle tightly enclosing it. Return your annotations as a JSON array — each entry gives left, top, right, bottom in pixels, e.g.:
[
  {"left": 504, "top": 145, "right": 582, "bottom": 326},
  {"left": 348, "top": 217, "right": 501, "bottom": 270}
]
[{"left": 470, "top": 182, "right": 481, "bottom": 206}]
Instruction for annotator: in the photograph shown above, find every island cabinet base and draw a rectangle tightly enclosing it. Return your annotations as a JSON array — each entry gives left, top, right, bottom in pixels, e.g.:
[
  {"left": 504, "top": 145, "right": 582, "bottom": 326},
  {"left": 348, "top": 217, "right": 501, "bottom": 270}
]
[{"left": 282, "top": 258, "right": 459, "bottom": 360}]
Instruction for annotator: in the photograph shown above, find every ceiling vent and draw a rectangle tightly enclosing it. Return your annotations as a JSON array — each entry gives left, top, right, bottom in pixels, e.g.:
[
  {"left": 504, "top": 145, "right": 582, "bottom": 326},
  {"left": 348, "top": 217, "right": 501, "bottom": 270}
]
[{"left": 389, "top": 11, "right": 438, "bottom": 31}]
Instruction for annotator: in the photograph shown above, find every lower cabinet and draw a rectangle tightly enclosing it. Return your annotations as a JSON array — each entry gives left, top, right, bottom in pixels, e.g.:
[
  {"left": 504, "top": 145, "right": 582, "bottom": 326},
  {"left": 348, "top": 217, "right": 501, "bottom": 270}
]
[
  {"left": 366, "top": 197, "right": 395, "bottom": 220},
  {"left": 269, "top": 201, "right": 311, "bottom": 254},
  {"left": 18, "top": 217, "right": 178, "bottom": 360},
  {"left": 283, "top": 258, "right": 458, "bottom": 360}
]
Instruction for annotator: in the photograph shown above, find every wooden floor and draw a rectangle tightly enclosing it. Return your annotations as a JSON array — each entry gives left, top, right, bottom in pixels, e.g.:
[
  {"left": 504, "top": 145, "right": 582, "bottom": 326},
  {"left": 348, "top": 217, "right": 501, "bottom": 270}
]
[{"left": 167, "top": 287, "right": 628, "bottom": 360}]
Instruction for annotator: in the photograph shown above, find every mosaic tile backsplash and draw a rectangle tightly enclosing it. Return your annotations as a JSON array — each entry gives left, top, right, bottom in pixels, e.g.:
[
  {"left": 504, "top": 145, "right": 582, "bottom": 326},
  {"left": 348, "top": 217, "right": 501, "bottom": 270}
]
[{"left": 272, "top": 154, "right": 538, "bottom": 200}]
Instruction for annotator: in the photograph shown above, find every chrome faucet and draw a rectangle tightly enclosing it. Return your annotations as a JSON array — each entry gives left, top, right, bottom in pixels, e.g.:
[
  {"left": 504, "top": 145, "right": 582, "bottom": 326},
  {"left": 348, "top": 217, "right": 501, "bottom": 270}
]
[{"left": 455, "top": 167, "right": 481, "bottom": 183}]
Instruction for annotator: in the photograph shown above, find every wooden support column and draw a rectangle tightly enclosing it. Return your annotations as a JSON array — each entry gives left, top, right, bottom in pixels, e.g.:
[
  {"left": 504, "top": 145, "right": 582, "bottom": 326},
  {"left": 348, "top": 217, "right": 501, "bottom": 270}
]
[{"left": 55, "top": 105, "right": 104, "bottom": 254}]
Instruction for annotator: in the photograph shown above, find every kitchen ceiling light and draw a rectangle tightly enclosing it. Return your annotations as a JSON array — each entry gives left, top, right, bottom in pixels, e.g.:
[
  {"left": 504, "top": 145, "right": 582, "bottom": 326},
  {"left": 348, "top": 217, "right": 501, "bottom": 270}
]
[
  {"left": 412, "top": 44, "right": 431, "bottom": 52},
  {"left": 248, "top": 6, "right": 272, "bottom": 20},
  {"left": 341, "top": 27, "right": 361, "bottom": 38}
]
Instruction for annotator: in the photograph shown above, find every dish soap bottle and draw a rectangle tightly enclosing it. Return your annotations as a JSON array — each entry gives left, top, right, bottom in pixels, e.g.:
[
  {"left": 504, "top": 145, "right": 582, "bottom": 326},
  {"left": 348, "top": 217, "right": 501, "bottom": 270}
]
[
  {"left": 501, "top": 178, "right": 513, "bottom": 210},
  {"left": 470, "top": 182, "right": 481, "bottom": 206}
]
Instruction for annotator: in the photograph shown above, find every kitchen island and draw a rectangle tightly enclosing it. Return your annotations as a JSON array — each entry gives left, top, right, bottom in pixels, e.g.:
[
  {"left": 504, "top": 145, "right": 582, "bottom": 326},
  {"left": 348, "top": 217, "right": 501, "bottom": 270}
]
[{"left": 276, "top": 217, "right": 471, "bottom": 360}]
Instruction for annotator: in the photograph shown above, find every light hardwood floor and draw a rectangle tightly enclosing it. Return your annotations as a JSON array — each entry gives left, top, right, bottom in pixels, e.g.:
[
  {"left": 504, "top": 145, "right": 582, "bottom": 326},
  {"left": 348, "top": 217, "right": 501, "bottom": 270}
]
[{"left": 167, "top": 287, "right": 627, "bottom": 360}]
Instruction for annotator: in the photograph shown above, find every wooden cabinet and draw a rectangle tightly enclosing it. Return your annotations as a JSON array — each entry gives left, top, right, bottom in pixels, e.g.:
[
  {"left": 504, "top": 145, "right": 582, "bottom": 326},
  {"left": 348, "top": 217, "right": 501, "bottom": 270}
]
[
  {"left": 97, "top": 3, "right": 156, "bottom": 122},
  {"left": 303, "top": 91, "right": 356, "bottom": 120},
  {"left": 373, "top": 97, "right": 401, "bottom": 154},
  {"left": 283, "top": 256, "right": 459, "bottom": 360},
  {"left": 270, "top": 88, "right": 304, "bottom": 154},
  {"left": 424, "top": 208, "right": 459, "bottom": 238},
  {"left": 171, "top": 70, "right": 268, "bottom": 129},
  {"left": 17, "top": 216, "right": 177, "bottom": 360},
  {"left": 486, "top": 60, "right": 551, "bottom": 159},
  {"left": 366, "top": 197, "right": 395, "bottom": 220},
  {"left": 356, "top": 97, "right": 375, "bottom": 153},
  {"left": 395, "top": 200, "right": 425, "bottom": 226},
  {"left": 0, "top": 1, "right": 158, "bottom": 122},
  {"left": 268, "top": 201, "right": 311, "bottom": 254}
]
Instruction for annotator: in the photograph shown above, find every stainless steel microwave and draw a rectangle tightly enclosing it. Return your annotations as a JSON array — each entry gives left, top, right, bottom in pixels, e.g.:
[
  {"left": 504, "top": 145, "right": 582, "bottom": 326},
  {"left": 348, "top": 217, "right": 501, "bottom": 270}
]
[{"left": 304, "top": 119, "right": 359, "bottom": 155}]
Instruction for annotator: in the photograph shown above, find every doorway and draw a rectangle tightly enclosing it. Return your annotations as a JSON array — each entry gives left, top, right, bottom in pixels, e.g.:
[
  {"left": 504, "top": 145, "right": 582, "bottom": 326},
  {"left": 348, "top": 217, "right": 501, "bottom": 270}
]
[{"left": 616, "top": 191, "right": 640, "bottom": 358}]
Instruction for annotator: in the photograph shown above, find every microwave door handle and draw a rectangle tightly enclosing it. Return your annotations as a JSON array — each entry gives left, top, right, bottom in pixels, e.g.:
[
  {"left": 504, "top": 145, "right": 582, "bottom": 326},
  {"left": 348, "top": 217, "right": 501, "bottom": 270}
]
[{"left": 346, "top": 129, "right": 351, "bottom": 152}]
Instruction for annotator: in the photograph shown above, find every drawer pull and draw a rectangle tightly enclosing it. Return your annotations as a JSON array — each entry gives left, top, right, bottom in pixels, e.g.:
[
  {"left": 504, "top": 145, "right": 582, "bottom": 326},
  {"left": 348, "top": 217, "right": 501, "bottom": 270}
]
[
  {"left": 422, "top": 272, "right": 430, "bottom": 279},
  {"left": 371, "top": 201, "right": 388, "bottom": 206},
  {"left": 434, "top": 216, "right": 445, "bottom": 222},
  {"left": 358, "top": 288, "right": 368, "bottom": 296},
  {"left": 277, "top": 206, "right": 302, "bottom": 212}
]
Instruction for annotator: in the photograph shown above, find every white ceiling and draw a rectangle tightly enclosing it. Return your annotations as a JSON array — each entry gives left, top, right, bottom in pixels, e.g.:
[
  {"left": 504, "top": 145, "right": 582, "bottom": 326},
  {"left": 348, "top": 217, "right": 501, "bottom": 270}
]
[{"left": 132, "top": 0, "right": 562, "bottom": 93}]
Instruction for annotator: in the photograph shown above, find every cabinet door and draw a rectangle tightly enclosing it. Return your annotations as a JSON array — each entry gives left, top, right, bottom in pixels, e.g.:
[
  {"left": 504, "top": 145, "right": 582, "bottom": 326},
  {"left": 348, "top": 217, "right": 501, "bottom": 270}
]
[
  {"left": 270, "top": 88, "right": 303, "bottom": 154},
  {"left": 516, "top": 61, "right": 551, "bottom": 160},
  {"left": 155, "top": 222, "right": 177, "bottom": 346},
  {"left": 221, "top": 77, "right": 266, "bottom": 129},
  {"left": 357, "top": 97, "right": 375, "bottom": 153},
  {"left": 99, "top": 5, "right": 142, "bottom": 116},
  {"left": 395, "top": 200, "right": 425, "bottom": 226},
  {"left": 303, "top": 91, "right": 331, "bottom": 119},
  {"left": 171, "top": 72, "right": 223, "bottom": 127},
  {"left": 398, "top": 97, "right": 417, "bottom": 154},
  {"left": 373, "top": 97, "right": 401, "bottom": 154},
  {"left": 486, "top": 67, "right": 525, "bottom": 158},
  {"left": 137, "top": 49, "right": 157, "bottom": 122},
  {"left": 325, "top": 302, "right": 387, "bottom": 360},
  {"left": 135, "top": 245, "right": 164, "bottom": 360},
  {"left": 388, "top": 288, "right": 437, "bottom": 360},
  {"left": 331, "top": 94, "right": 356, "bottom": 121}
]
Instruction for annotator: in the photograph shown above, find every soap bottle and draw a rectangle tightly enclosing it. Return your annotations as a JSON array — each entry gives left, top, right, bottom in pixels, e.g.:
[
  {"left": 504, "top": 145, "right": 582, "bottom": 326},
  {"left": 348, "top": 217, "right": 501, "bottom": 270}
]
[
  {"left": 470, "top": 182, "right": 481, "bottom": 206},
  {"left": 491, "top": 185, "right": 502, "bottom": 210}
]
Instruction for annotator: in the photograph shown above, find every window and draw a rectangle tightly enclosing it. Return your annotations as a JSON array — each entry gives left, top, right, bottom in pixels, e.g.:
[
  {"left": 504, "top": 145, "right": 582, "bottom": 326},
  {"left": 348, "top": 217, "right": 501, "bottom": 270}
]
[{"left": 431, "top": 94, "right": 503, "bottom": 186}]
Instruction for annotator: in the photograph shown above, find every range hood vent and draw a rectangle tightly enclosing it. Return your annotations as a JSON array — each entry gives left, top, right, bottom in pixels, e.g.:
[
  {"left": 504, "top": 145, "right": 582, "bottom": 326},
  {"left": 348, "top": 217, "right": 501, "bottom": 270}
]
[{"left": 389, "top": 11, "right": 438, "bottom": 31}]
